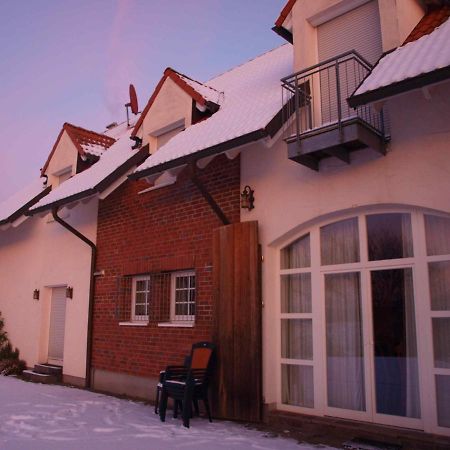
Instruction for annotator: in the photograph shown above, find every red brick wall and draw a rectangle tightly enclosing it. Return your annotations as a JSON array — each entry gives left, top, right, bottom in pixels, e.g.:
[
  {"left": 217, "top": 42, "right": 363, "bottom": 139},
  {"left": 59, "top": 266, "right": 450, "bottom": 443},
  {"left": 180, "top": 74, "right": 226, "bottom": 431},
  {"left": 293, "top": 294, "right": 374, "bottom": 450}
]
[{"left": 92, "top": 155, "right": 240, "bottom": 378}]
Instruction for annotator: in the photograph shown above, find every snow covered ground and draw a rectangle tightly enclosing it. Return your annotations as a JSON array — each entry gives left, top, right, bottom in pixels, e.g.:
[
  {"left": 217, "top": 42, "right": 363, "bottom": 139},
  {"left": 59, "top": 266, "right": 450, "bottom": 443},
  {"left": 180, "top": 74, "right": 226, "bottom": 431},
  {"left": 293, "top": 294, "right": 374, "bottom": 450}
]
[{"left": 0, "top": 376, "right": 337, "bottom": 450}]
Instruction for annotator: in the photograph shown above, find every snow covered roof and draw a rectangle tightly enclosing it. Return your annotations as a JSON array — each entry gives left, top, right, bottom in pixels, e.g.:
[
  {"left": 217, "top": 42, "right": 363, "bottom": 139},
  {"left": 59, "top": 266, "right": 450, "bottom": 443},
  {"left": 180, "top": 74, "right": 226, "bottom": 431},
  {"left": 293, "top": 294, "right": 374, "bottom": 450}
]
[
  {"left": 176, "top": 72, "right": 223, "bottom": 105},
  {"left": 131, "top": 68, "right": 223, "bottom": 137},
  {"left": 41, "top": 123, "right": 116, "bottom": 175},
  {"left": 132, "top": 44, "right": 293, "bottom": 179},
  {"left": 0, "top": 178, "right": 50, "bottom": 226},
  {"left": 349, "top": 16, "right": 450, "bottom": 107},
  {"left": 30, "top": 121, "right": 148, "bottom": 214}
]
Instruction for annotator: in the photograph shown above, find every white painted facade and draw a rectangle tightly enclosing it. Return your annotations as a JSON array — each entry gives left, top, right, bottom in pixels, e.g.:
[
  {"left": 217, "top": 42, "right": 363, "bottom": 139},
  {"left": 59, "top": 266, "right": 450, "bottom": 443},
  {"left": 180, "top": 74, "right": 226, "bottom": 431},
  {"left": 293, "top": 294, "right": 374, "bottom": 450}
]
[
  {"left": 242, "top": 0, "right": 450, "bottom": 437},
  {"left": 0, "top": 134, "right": 98, "bottom": 385}
]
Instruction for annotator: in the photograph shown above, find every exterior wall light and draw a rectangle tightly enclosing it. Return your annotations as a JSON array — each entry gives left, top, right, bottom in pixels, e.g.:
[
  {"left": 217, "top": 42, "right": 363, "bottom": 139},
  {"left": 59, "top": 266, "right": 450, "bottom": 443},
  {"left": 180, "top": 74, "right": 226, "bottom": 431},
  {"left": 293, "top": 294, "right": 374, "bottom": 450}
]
[
  {"left": 66, "top": 286, "right": 73, "bottom": 299},
  {"left": 33, "top": 289, "right": 40, "bottom": 300},
  {"left": 240, "top": 185, "right": 255, "bottom": 210}
]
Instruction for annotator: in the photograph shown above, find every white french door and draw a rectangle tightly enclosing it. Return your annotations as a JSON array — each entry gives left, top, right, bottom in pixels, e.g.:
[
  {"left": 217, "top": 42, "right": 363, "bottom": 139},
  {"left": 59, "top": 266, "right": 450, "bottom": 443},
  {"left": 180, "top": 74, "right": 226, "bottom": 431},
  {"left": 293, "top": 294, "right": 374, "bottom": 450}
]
[
  {"left": 279, "top": 208, "right": 450, "bottom": 436},
  {"left": 321, "top": 265, "right": 423, "bottom": 429}
]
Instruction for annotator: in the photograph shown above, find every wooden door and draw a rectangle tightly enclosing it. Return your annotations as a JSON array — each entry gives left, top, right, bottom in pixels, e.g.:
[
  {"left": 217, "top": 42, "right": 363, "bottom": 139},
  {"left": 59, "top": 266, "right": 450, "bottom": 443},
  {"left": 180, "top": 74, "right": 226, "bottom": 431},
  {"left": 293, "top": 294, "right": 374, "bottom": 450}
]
[{"left": 212, "top": 221, "right": 262, "bottom": 422}]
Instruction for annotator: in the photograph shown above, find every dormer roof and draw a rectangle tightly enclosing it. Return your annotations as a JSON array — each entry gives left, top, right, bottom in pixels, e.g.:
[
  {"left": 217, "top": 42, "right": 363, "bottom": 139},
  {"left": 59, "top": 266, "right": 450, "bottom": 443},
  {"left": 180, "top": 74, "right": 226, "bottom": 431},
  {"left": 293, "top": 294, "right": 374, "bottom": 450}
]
[
  {"left": 30, "top": 120, "right": 148, "bottom": 215},
  {"left": 131, "top": 45, "right": 293, "bottom": 180},
  {"left": 41, "top": 123, "right": 116, "bottom": 176},
  {"left": 131, "top": 68, "right": 222, "bottom": 137},
  {"left": 349, "top": 14, "right": 450, "bottom": 107}
]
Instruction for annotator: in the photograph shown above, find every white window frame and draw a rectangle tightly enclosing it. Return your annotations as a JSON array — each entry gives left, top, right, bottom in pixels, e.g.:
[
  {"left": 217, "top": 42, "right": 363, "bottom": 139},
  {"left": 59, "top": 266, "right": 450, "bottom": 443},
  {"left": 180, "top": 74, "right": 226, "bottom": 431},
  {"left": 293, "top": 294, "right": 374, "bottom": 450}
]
[
  {"left": 131, "top": 275, "right": 151, "bottom": 322},
  {"left": 170, "top": 270, "right": 196, "bottom": 323}
]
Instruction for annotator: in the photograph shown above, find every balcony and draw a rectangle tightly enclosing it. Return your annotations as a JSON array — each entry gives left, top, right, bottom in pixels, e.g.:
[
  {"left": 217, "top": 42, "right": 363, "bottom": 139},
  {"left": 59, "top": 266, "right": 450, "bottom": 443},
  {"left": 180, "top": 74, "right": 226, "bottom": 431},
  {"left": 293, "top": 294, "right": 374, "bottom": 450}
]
[{"left": 282, "top": 51, "right": 388, "bottom": 171}]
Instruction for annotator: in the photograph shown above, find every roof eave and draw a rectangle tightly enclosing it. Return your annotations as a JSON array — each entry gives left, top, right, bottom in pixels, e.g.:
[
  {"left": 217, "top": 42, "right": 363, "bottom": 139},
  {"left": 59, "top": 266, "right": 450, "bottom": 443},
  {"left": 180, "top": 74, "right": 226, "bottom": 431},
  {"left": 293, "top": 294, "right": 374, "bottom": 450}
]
[
  {"left": 348, "top": 65, "right": 450, "bottom": 107},
  {"left": 272, "top": 26, "right": 293, "bottom": 44},
  {"left": 28, "top": 146, "right": 149, "bottom": 216},
  {"left": 130, "top": 129, "right": 268, "bottom": 180},
  {"left": 0, "top": 185, "right": 52, "bottom": 225}
]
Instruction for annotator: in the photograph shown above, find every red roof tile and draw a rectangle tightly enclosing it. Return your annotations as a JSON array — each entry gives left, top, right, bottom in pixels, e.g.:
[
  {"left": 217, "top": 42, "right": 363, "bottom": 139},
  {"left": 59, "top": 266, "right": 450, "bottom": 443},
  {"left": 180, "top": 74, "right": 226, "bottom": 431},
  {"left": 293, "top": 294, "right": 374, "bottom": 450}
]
[
  {"left": 274, "top": 0, "right": 297, "bottom": 27},
  {"left": 41, "top": 123, "right": 116, "bottom": 175},
  {"left": 403, "top": 5, "right": 450, "bottom": 44}
]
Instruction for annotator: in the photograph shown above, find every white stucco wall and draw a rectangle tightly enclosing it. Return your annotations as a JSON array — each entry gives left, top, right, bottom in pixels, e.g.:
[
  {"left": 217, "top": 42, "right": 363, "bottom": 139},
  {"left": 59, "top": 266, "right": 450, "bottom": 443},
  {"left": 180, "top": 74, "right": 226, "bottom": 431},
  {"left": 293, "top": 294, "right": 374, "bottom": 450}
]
[
  {"left": 240, "top": 81, "right": 450, "bottom": 406},
  {"left": 0, "top": 189, "right": 98, "bottom": 382}
]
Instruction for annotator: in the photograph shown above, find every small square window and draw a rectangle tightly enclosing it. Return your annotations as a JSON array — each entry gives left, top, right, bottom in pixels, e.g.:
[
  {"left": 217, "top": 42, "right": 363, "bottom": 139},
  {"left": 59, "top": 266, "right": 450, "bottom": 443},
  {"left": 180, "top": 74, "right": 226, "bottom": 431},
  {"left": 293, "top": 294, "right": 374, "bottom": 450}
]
[
  {"left": 132, "top": 275, "right": 151, "bottom": 322},
  {"left": 171, "top": 271, "right": 196, "bottom": 322}
]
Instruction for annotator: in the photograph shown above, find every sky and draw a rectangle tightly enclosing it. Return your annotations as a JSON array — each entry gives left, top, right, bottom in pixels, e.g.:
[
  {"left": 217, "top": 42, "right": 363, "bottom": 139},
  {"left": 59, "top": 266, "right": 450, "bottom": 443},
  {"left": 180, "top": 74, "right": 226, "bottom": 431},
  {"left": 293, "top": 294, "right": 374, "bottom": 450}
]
[{"left": 0, "top": 0, "right": 286, "bottom": 203}]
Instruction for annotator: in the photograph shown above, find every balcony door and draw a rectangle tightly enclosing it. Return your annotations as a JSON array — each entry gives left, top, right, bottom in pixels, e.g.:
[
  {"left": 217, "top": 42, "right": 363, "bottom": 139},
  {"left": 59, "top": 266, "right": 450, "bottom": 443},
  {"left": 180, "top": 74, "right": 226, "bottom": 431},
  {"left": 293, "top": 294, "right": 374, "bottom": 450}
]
[{"left": 317, "top": 0, "right": 383, "bottom": 125}]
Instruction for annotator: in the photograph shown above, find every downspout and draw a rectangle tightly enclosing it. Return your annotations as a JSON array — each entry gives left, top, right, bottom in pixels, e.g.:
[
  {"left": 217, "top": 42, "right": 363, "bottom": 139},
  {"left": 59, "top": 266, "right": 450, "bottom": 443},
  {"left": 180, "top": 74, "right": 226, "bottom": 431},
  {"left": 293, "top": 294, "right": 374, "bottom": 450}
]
[{"left": 52, "top": 207, "right": 96, "bottom": 389}]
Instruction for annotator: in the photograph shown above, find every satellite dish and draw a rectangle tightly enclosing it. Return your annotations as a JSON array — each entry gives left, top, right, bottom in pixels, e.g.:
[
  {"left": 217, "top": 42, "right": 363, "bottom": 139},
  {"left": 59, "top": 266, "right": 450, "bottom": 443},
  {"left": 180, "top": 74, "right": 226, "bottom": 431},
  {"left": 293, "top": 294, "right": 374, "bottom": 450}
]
[{"left": 129, "top": 84, "right": 138, "bottom": 115}]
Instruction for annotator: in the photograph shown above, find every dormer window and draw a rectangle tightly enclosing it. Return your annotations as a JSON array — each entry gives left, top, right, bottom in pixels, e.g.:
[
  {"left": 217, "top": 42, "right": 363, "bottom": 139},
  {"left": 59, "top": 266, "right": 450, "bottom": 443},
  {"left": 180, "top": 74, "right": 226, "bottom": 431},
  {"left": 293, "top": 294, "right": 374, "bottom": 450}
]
[
  {"left": 149, "top": 119, "right": 185, "bottom": 153},
  {"left": 49, "top": 166, "right": 72, "bottom": 188}
]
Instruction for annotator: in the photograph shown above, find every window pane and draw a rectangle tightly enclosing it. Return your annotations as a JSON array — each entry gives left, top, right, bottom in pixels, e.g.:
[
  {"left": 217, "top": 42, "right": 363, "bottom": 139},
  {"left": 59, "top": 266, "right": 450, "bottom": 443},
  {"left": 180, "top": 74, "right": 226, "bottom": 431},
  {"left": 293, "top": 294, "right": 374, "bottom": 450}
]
[
  {"left": 281, "top": 234, "right": 311, "bottom": 269},
  {"left": 281, "top": 364, "right": 314, "bottom": 408},
  {"left": 436, "top": 375, "right": 450, "bottom": 428},
  {"left": 429, "top": 261, "right": 450, "bottom": 311},
  {"left": 425, "top": 215, "right": 450, "bottom": 256},
  {"left": 325, "top": 272, "right": 365, "bottom": 411},
  {"left": 281, "top": 273, "right": 311, "bottom": 313},
  {"left": 175, "top": 303, "right": 188, "bottom": 316},
  {"left": 367, "top": 213, "right": 413, "bottom": 261},
  {"left": 176, "top": 289, "right": 188, "bottom": 303},
  {"left": 136, "top": 280, "right": 147, "bottom": 291},
  {"left": 371, "top": 268, "right": 420, "bottom": 418},
  {"left": 135, "top": 292, "right": 146, "bottom": 305},
  {"left": 433, "top": 318, "right": 450, "bottom": 369},
  {"left": 135, "top": 304, "right": 147, "bottom": 316},
  {"left": 281, "top": 319, "right": 313, "bottom": 360},
  {"left": 321, "top": 218, "right": 359, "bottom": 265}
]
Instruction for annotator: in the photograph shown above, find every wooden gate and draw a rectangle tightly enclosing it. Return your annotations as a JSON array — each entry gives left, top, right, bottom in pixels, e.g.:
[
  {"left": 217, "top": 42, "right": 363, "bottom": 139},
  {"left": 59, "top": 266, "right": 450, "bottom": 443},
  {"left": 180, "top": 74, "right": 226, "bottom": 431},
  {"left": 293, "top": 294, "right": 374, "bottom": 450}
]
[{"left": 212, "top": 221, "right": 262, "bottom": 422}]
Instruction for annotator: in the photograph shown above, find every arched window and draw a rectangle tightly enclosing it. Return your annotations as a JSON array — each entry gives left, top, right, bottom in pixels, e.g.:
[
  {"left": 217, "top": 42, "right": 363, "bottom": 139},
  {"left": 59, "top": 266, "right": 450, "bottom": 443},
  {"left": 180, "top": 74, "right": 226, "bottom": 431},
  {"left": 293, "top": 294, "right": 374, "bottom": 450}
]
[{"left": 279, "top": 209, "right": 450, "bottom": 435}]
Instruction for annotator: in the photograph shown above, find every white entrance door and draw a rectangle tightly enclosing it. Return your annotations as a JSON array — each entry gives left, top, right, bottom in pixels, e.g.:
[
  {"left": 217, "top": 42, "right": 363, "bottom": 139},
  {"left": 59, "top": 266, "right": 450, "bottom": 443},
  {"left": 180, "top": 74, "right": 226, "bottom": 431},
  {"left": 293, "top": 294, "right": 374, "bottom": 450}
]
[{"left": 48, "top": 287, "right": 67, "bottom": 365}]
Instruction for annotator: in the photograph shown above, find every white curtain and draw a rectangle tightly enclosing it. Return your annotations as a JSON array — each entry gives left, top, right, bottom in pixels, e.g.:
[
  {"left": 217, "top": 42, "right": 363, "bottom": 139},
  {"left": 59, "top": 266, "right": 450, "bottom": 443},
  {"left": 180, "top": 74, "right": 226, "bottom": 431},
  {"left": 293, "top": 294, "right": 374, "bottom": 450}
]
[
  {"left": 282, "top": 364, "right": 314, "bottom": 408},
  {"left": 325, "top": 272, "right": 365, "bottom": 411},
  {"left": 321, "top": 218, "right": 359, "bottom": 265}
]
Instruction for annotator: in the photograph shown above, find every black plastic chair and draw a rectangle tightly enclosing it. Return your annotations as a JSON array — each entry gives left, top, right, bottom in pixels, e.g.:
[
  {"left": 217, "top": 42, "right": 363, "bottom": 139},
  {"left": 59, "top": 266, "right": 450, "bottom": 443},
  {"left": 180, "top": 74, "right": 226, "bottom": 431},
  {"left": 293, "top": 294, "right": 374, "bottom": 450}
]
[
  {"left": 159, "top": 341, "right": 215, "bottom": 428},
  {"left": 154, "top": 355, "right": 191, "bottom": 414}
]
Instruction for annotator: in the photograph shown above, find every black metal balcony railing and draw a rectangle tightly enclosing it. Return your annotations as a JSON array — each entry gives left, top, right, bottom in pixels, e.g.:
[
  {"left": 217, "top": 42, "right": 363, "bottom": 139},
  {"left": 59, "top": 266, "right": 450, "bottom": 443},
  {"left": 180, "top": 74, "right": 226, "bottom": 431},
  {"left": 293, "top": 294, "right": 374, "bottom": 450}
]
[{"left": 281, "top": 51, "right": 386, "bottom": 143}]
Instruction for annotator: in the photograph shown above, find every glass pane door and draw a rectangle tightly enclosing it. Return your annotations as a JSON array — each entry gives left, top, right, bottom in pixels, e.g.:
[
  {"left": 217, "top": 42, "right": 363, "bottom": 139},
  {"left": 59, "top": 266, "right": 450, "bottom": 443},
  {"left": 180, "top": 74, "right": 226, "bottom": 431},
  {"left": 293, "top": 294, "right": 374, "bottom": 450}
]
[
  {"left": 370, "top": 268, "right": 421, "bottom": 419},
  {"left": 325, "top": 272, "right": 366, "bottom": 412}
]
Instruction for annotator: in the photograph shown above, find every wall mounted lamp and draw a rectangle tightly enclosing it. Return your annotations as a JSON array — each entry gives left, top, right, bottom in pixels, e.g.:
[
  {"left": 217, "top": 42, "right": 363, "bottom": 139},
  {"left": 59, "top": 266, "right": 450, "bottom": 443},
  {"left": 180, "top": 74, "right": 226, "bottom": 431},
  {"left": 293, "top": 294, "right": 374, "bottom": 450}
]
[
  {"left": 66, "top": 286, "right": 73, "bottom": 299},
  {"left": 240, "top": 185, "right": 255, "bottom": 210},
  {"left": 33, "top": 289, "right": 40, "bottom": 300}
]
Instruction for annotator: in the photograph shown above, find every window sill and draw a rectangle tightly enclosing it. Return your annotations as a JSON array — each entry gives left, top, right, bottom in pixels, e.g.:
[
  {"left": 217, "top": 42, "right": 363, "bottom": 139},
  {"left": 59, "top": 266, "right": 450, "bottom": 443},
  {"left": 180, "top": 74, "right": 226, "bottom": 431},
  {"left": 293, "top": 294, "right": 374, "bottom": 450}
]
[
  {"left": 157, "top": 322, "right": 195, "bottom": 328},
  {"left": 119, "top": 321, "right": 148, "bottom": 327}
]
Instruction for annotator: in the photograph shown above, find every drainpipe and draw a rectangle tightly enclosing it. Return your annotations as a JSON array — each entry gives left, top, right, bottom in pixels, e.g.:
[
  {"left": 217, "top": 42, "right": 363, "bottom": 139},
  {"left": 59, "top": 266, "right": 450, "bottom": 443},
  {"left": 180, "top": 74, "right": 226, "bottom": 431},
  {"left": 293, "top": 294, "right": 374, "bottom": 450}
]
[{"left": 52, "top": 207, "right": 96, "bottom": 389}]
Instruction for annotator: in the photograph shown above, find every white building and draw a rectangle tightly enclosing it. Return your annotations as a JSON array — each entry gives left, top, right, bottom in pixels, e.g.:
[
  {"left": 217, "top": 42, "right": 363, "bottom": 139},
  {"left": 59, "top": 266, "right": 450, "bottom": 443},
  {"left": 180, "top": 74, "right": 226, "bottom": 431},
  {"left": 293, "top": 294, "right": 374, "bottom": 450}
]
[
  {"left": 0, "top": 120, "right": 146, "bottom": 386},
  {"left": 246, "top": 0, "right": 450, "bottom": 439}
]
